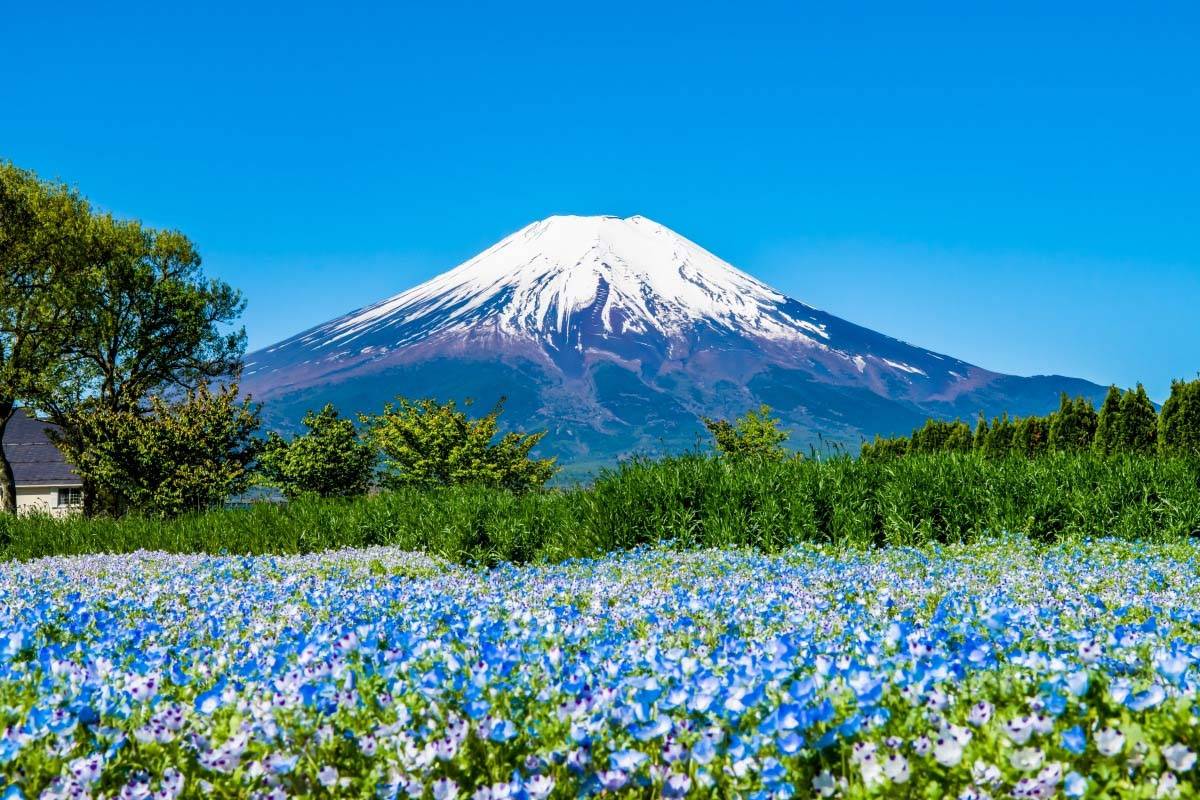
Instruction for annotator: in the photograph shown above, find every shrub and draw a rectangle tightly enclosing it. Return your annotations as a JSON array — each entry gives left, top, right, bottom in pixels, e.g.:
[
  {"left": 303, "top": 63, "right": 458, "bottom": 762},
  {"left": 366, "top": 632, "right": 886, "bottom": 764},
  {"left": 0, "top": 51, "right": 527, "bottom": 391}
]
[{"left": 258, "top": 404, "right": 376, "bottom": 499}]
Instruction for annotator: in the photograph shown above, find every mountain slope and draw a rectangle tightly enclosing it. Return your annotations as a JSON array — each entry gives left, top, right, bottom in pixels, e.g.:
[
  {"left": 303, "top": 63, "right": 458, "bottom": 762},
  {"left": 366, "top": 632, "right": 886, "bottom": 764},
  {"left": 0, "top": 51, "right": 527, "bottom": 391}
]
[{"left": 242, "top": 215, "right": 1107, "bottom": 467}]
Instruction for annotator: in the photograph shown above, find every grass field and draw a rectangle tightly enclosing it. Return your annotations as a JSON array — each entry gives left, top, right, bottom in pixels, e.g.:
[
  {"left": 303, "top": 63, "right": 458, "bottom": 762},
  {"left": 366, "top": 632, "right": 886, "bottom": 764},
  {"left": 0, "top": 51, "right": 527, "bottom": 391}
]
[
  {"left": 3, "top": 453, "right": 1199, "bottom": 563},
  {"left": 2, "top": 538, "right": 1198, "bottom": 798}
]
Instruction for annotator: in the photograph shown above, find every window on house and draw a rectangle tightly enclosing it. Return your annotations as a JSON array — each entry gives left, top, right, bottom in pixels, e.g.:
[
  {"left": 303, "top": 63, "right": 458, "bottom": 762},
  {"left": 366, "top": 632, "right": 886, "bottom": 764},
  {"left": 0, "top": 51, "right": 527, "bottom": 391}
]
[{"left": 57, "top": 488, "right": 83, "bottom": 508}]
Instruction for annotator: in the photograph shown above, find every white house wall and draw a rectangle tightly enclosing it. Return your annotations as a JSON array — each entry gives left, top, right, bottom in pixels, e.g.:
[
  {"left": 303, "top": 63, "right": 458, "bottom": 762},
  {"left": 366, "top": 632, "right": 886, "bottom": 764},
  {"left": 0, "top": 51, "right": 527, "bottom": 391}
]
[{"left": 16, "top": 487, "right": 76, "bottom": 518}]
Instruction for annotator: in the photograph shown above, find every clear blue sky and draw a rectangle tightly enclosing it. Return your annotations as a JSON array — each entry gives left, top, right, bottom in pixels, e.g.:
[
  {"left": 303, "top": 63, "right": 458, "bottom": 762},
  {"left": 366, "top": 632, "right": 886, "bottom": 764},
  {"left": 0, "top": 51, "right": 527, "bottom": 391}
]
[{"left": 4, "top": 2, "right": 1196, "bottom": 399}]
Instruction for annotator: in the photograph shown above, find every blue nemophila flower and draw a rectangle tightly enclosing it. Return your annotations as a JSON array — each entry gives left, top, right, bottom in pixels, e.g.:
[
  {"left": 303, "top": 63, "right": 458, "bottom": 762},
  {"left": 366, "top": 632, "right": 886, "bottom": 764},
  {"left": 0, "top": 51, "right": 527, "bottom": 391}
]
[
  {"left": 2, "top": 542, "right": 1200, "bottom": 797},
  {"left": 596, "top": 769, "right": 628, "bottom": 791},
  {"left": 1060, "top": 725, "right": 1086, "bottom": 755}
]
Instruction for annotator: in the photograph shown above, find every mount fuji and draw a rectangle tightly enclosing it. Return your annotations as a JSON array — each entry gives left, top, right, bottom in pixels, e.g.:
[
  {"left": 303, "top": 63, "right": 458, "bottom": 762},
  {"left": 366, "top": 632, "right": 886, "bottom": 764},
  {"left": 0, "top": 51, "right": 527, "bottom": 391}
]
[{"left": 242, "top": 215, "right": 1106, "bottom": 469}]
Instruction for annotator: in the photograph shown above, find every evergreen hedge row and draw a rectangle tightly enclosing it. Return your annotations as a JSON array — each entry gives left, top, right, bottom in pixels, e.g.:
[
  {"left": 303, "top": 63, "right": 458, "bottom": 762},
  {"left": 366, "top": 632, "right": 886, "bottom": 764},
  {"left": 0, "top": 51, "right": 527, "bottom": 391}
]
[{"left": 3, "top": 452, "right": 1197, "bottom": 564}]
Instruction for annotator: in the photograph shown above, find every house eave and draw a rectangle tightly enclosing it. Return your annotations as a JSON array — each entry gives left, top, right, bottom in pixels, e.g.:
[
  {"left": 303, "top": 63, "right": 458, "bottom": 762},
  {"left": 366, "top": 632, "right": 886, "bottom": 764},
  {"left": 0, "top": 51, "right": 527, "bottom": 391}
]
[{"left": 16, "top": 482, "right": 84, "bottom": 489}]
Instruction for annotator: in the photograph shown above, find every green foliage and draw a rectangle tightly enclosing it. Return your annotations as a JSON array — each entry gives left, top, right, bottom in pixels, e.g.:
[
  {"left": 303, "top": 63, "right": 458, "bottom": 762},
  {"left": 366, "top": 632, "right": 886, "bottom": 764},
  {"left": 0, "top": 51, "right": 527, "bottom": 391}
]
[
  {"left": 258, "top": 404, "right": 377, "bottom": 499},
  {"left": 909, "top": 419, "right": 972, "bottom": 454},
  {"left": 1011, "top": 415, "right": 1050, "bottom": 458},
  {"left": 979, "top": 413, "right": 1016, "bottom": 459},
  {"left": 702, "top": 404, "right": 790, "bottom": 461},
  {"left": 45, "top": 215, "right": 245, "bottom": 414},
  {"left": 1159, "top": 378, "right": 1200, "bottom": 457},
  {"left": 4, "top": 452, "right": 1197, "bottom": 564},
  {"left": 362, "top": 397, "right": 557, "bottom": 492},
  {"left": 0, "top": 160, "right": 246, "bottom": 516},
  {"left": 0, "top": 163, "right": 89, "bottom": 512},
  {"left": 1118, "top": 384, "right": 1158, "bottom": 455},
  {"left": 1047, "top": 393, "right": 1098, "bottom": 453},
  {"left": 1093, "top": 385, "right": 1123, "bottom": 456},
  {"left": 943, "top": 421, "right": 974, "bottom": 453},
  {"left": 859, "top": 435, "right": 909, "bottom": 461},
  {"left": 972, "top": 413, "right": 990, "bottom": 452},
  {"left": 54, "top": 383, "right": 261, "bottom": 517}
]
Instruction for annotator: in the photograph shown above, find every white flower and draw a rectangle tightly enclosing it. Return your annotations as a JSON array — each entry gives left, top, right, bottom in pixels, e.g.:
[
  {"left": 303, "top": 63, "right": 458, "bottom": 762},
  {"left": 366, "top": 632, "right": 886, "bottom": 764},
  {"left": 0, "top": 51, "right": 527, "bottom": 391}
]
[
  {"left": 1162, "top": 744, "right": 1197, "bottom": 772},
  {"left": 68, "top": 755, "right": 104, "bottom": 785},
  {"left": 524, "top": 775, "right": 553, "bottom": 800},
  {"left": 957, "top": 788, "right": 992, "bottom": 800},
  {"left": 1156, "top": 771, "right": 1180, "bottom": 799},
  {"left": 882, "top": 754, "right": 910, "bottom": 783},
  {"left": 432, "top": 778, "right": 459, "bottom": 800},
  {"left": 972, "top": 760, "right": 1002, "bottom": 786},
  {"left": 967, "top": 701, "right": 993, "bottom": 726},
  {"left": 946, "top": 723, "right": 973, "bottom": 745},
  {"left": 1030, "top": 714, "right": 1054, "bottom": 735},
  {"left": 812, "top": 770, "right": 838, "bottom": 798},
  {"left": 859, "top": 756, "right": 885, "bottom": 788},
  {"left": 1095, "top": 727, "right": 1125, "bottom": 757},
  {"left": 1037, "top": 763, "right": 1063, "bottom": 786},
  {"left": 1004, "top": 716, "right": 1034, "bottom": 744},
  {"left": 913, "top": 736, "right": 932, "bottom": 756},
  {"left": 1078, "top": 641, "right": 1102, "bottom": 663},
  {"left": 934, "top": 735, "right": 964, "bottom": 767},
  {"left": 1010, "top": 747, "right": 1044, "bottom": 772},
  {"left": 850, "top": 741, "right": 878, "bottom": 764},
  {"left": 317, "top": 766, "right": 339, "bottom": 788}
]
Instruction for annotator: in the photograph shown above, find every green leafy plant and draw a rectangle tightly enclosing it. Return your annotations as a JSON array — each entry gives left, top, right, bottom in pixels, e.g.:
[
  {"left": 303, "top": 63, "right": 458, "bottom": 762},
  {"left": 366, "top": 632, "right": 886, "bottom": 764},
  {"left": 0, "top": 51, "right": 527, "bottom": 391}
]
[
  {"left": 258, "top": 404, "right": 376, "bottom": 499},
  {"left": 362, "top": 397, "right": 557, "bottom": 492},
  {"left": 55, "top": 382, "right": 261, "bottom": 517},
  {"left": 703, "top": 404, "right": 790, "bottom": 461}
]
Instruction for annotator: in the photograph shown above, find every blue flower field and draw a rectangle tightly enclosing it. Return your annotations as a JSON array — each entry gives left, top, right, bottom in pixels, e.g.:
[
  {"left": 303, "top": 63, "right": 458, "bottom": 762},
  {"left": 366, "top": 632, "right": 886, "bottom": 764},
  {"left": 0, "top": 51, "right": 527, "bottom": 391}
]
[{"left": 2, "top": 540, "right": 1198, "bottom": 798}]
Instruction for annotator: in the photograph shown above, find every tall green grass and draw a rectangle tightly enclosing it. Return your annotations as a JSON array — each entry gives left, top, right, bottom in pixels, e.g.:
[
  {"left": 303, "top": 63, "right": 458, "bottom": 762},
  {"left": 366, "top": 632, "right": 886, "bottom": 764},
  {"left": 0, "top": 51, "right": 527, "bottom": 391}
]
[{"left": 2, "top": 453, "right": 1197, "bottom": 563}]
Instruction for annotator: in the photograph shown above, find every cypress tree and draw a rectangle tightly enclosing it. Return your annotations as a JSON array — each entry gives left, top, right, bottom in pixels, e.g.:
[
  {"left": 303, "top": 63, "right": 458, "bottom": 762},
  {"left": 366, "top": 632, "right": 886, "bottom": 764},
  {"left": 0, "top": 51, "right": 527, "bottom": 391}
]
[
  {"left": 1012, "top": 415, "right": 1050, "bottom": 458},
  {"left": 1049, "top": 394, "right": 1098, "bottom": 452},
  {"left": 1117, "top": 384, "right": 1158, "bottom": 455},
  {"left": 1159, "top": 378, "right": 1200, "bottom": 458},
  {"left": 944, "top": 421, "right": 973, "bottom": 453},
  {"left": 860, "top": 435, "right": 908, "bottom": 461},
  {"left": 982, "top": 413, "right": 1015, "bottom": 459},
  {"left": 1092, "top": 385, "right": 1122, "bottom": 456},
  {"left": 911, "top": 419, "right": 965, "bottom": 454},
  {"left": 973, "top": 413, "right": 990, "bottom": 453}
]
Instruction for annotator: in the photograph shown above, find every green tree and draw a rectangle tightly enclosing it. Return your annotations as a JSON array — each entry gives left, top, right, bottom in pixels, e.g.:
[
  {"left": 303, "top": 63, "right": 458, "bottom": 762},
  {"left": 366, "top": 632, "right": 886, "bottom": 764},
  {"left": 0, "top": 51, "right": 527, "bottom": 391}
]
[
  {"left": 1092, "top": 385, "right": 1123, "bottom": 456},
  {"left": 972, "top": 413, "right": 990, "bottom": 453},
  {"left": 703, "top": 404, "right": 790, "bottom": 461},
  {"left": 0, "top": 164, "right": 86, "bottom": 513},
  {"left": 1159, "top": 378, "right": 1200, "bottom": 458},
  {"left": 910, "top": 419, "right": 950, "bottom": 454},
  {"left": 1011, "top": 415, "right": 1050, "bottom": 458},
  {"left": 258, "top": 404, "right": 377, "bottom": 499},
  {"left": 859, "top": 435, "right": 909, "bottom": 461},
  {"left": 980, "top": 413, "right": 1015, "bottom": 459},
  {"left": 31, "top": 204, "right": 245, "bottom": 514},
  {"left": 1047, "top": 394, "right": 1098, "bottom": 453},
  {"left": 363, "top": 397, "right": 557, "bottom": 492},
  {"left": 55, "top": 383, "right": 261, "bottom": 517},
  {"left": 943, "top": 421, "right": 974, "bottom": 453},
  {"left": 1117, "top": 384, "right": 1158, "bottom": 455}
]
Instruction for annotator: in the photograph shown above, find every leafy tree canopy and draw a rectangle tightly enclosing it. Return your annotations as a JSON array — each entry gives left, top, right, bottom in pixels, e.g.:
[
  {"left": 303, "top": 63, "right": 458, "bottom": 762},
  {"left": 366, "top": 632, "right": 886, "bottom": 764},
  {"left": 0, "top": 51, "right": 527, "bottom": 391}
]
[
  {"left": 703, "top": 405, "right": 790, "bottom": 461},
  {"left": 362, "top": 397, "right": 557, "bottom": 492},
  {"left": 55, "top": 383, "right": 260, "bottom": 517},
  {"left": 0, "top": 163, "right": 89, "bottom": 512},
  {"left": 258, "top": 404, "right": 376, "bottom": 499}
]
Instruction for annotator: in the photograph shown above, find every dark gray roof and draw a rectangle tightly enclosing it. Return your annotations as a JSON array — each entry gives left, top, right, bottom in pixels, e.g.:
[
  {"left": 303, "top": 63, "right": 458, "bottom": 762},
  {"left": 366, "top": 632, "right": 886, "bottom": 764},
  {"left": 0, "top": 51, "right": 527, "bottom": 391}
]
[{"left": 4, "top": 408, "right": 82, "bottom": 487}]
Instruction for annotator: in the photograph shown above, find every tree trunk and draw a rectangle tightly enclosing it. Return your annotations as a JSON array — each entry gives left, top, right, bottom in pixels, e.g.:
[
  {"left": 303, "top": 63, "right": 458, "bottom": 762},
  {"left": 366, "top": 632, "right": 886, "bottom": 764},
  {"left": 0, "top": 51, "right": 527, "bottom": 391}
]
[
  {"left": 0, "top": 404, "right": 16, "bottom": 515},
  {"left": 82, "top": 476, "right": 98, "bottom": 518}
]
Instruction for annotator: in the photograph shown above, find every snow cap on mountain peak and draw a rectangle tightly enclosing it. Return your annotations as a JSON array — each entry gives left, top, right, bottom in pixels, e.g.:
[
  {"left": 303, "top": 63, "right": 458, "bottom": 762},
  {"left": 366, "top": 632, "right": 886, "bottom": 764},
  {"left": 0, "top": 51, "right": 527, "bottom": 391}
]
[{"left": 308, "top": 213, "right": 823, "bottom": 348}]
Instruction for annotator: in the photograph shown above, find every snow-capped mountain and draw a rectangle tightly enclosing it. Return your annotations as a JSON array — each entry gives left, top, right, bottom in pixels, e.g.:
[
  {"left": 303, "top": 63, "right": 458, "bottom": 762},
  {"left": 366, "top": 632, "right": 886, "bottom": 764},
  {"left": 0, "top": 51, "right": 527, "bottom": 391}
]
[{"left": 243, "top": 215, "right": 1106, "bottom": 468}]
